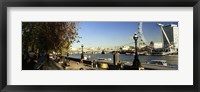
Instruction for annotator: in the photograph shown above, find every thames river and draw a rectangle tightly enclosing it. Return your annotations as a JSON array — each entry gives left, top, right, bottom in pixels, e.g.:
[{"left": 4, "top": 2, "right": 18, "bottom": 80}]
[{"left": 68, "top": 53, "right": 178, "bottom": 66}]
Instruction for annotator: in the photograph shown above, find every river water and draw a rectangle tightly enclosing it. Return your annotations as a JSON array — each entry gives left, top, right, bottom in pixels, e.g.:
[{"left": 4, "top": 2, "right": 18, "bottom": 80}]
[{"left": 68, "top": 53, "right": 178, "bottom": 66}]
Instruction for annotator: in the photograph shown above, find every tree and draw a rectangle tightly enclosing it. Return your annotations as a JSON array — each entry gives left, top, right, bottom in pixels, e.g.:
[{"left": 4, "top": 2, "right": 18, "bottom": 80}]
[
  {"left": 22, "top": 22, "right": 80, "bottom": 54},
  {"left": 150, "top": 41, "right": 154, "bottom": 48}
]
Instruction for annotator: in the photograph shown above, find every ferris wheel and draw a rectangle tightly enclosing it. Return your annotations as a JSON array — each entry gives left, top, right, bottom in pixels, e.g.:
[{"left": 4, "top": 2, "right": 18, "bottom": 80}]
[{"left": 137, "top": 22, "right": 147, "bottom": 46}]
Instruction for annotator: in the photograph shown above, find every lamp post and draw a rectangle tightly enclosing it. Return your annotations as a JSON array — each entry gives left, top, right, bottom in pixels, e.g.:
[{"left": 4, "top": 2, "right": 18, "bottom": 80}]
[
  {"left": 132, "top": 33, "right": 141, "bottom": 69},
  {"left": 81, "top": 44, "right": 84, "bottom": 59}
]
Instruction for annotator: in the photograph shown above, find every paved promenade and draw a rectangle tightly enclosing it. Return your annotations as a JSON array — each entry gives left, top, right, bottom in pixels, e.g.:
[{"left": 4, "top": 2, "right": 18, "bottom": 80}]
[
  {"left": 41, "top": 59, "right": 95, "bottom": 70},
  {"left": 37, "top": 57, "right": 177, "bottom": 70},
  {"left": 64, "top": 60, "right": 95, "bottom": 70},
  {"left": 42, "top": 60, "right": 64, "bottom": 70}
]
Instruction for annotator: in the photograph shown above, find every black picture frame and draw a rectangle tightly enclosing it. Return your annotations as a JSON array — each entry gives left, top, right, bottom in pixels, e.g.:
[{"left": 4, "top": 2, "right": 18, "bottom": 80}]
[{"left": 0, "top": 0, "right": 199, "bottom": 92}]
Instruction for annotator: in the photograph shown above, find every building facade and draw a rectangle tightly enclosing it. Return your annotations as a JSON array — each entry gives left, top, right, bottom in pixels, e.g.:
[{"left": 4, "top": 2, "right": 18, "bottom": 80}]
[{"left": 161, "top": 24, "right": 179, "bottom": 51}]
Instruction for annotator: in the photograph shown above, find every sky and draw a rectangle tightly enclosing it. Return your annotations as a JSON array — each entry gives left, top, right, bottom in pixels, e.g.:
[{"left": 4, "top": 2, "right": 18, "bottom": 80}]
[{"left": 71, "top": 22, "right": 178, "bottom": 49}]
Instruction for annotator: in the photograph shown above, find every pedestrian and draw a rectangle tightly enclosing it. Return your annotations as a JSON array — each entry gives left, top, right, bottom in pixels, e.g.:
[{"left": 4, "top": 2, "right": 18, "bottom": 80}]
[
  {"left": 34, "top": 52, "right": 47, "bottom": 70},
  {"left": 91, "top": 60, "right": 94, "bottom": 68},
  {"left": 45, "top": 53, "right": 49, "bottom": 62},
  {"left": 80, "top": 59, "right": 84, "bottom": 63}
]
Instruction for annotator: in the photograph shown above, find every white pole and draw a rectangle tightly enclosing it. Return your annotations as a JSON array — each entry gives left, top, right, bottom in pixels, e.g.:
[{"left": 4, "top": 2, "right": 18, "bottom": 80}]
[{"left": 158, "top": 24, "right": 171, "bottom": 46}]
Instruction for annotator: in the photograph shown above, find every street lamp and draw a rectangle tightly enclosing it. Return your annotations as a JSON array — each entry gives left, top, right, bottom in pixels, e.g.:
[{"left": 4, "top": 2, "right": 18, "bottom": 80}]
[
  {"left": 132, "top": 33, "right": 141, "bottom": 69},
  {"left": 81, "top": 44, "right": 84, "bottom": 59}
]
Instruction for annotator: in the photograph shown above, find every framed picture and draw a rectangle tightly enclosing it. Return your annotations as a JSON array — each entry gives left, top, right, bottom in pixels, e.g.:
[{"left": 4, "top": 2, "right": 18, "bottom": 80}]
[{"left": 0, "top": 0, "right": 199, "bottom": 92}]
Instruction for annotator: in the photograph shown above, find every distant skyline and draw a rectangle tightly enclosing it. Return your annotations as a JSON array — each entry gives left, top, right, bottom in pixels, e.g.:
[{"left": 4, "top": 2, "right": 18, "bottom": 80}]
[{"left": 71, "top": 22, "right": 178, "bottom": 49}]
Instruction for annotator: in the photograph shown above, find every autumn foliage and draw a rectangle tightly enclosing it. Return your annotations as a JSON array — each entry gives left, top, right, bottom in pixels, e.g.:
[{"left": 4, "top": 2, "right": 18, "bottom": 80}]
[{"left": 22, "top": 22, "right": 79, "bottom": 54}]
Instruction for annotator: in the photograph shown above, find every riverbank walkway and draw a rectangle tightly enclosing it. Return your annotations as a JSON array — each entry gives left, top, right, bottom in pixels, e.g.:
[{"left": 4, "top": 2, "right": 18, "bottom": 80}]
[
  {"left": 41, "top": 59, "right": 95, "bottom": 70},
  {"left": 64, "top": 60, "right": 95, "bottom": 70},
  {"left": 39, "top": 57, "right": 177, "bottom": 70}
]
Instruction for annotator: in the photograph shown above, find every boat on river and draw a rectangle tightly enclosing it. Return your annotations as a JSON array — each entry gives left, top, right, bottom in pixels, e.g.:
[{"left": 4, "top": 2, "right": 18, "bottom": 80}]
[
  {"left": 147, "top": 60, "right": 168, "bottom": 66},
  {"left": 97, "top": 58, "right": 112, "bottom": 63}
]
